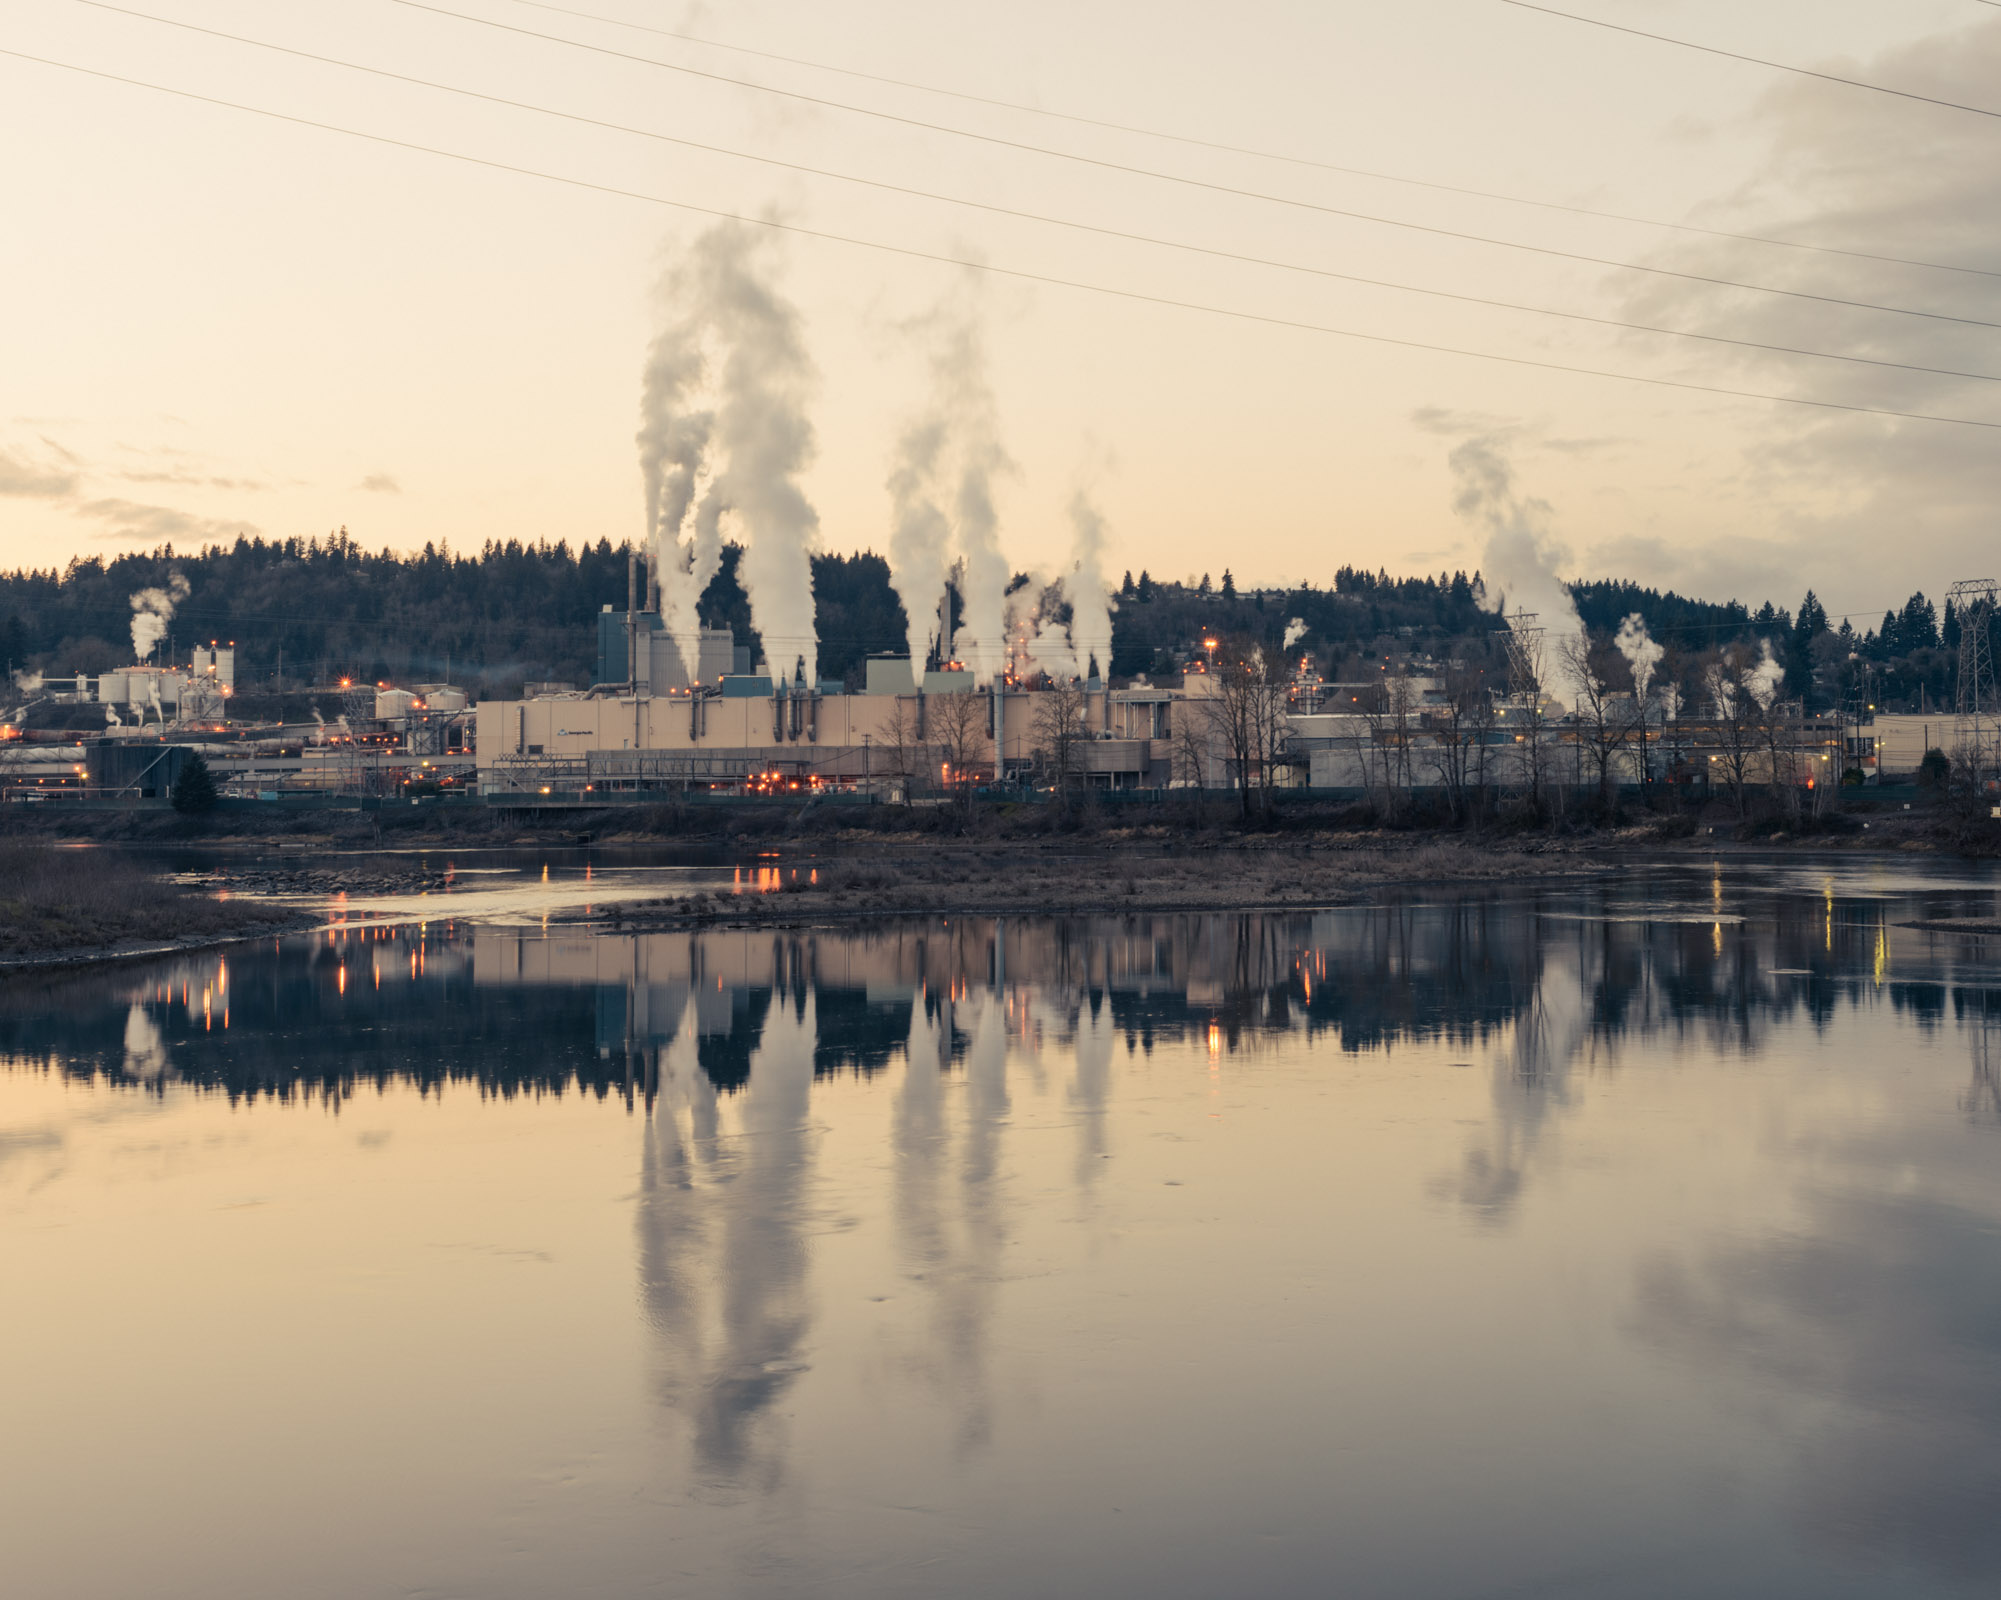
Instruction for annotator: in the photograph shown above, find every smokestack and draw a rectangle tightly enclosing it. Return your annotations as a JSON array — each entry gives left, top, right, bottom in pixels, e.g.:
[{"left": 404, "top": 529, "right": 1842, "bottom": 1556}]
[{"left": 627, "top": 550, "right": 639, "bottom": 695}]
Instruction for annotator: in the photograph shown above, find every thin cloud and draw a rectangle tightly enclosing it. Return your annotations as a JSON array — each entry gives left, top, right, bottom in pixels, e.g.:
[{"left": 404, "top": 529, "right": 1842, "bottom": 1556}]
[
  {"left": 76, "top": 498, "right": 260, "bottom": 543},
  {"left": 0, "top": 447, "right": 78, "bottom": 499},
  {"left": 358, "top": 473, "right": 401, "bottom": 494},
  {"left": 116, "top": 469, "right": 269, "bottom": 491},
  {"left": 1608, "top": 13, "right": 2001, "bottom": 604}
]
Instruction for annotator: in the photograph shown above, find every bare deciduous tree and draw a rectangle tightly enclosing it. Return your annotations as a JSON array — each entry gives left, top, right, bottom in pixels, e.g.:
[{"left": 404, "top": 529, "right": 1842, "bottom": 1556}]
[
  {"left": 929, "top": 687, "right": 989, "bottom": 817},
  {"left": 875, "top": 696, "right": 929, "bottom": 803},
  {"left": 1559, "top": 632, "right": 1641, "bottom": 813},
  {"left": 1705, "top": 644, "right": 1761, "bottom": 819},
  {"left": 1203, "top": 642, "right": 1289, "bottom": 822},
  {"left": 1034, "top": 676, "right": 1089, "bottom": 810}
]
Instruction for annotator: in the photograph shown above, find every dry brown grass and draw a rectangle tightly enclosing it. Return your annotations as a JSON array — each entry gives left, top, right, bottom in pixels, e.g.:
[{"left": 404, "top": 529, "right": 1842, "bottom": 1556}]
[
  {"left": 605, "top": 838, "right": 1605, "bottom": 927},
  {"left": 0, "top": 844, "right": 297, "bottom": 959}
]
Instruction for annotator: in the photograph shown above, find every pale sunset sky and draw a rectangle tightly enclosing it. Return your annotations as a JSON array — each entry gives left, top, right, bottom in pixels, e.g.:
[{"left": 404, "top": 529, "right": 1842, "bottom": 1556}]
[{"left": 4, "top": 0, "right": 1999, "bottom": 627}]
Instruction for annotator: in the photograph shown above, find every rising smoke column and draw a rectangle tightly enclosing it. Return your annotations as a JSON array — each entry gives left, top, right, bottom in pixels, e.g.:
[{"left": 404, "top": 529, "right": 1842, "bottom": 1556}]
[
  {"left": 886, "top": 416, "right": 953, "bottom": 668},
  {"left": 129, "top": 571, "right": 189, "bottom": 663},
  {"left": 1063, "top": 489, "right": 1113, "bottom": 682},
  {"left": 641, "top": 224, "right": 821, "bottom": 685},
  {"left": 1445, "top": 436, "right": 1586, "bottom": 706},
  {"left": 636, "top": 305, "right": 715, "bottom": 679},
  {"left": 1615, "top": 613, "right": 1662, "bottom": 702},
  {"left": 886, "top": 299, "right": 1014, "bottom": 679}
]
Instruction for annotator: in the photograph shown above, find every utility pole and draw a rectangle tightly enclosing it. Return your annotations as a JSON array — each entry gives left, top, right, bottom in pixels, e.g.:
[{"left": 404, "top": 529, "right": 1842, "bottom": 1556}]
[{"left": 1949, "top": 578, "right": 1998, "bottom": 790}]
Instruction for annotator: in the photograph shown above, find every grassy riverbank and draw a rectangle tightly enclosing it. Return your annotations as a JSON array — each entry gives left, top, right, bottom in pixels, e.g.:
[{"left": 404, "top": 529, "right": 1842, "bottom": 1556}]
[
  {"left": 0, "top": 844, "right": 303, "bottom": 963},
  {"left": 581, "top": 836, "right": 1612, "bottom": 929}
]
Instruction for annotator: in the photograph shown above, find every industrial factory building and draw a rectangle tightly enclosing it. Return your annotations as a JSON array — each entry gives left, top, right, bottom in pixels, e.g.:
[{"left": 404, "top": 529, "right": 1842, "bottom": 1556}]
[
  {"left": 35, "top": 645, "right": 236, "bottom": 726},
  {"left": 476, "top": 613, "right": 1183, "bottom": 797}
]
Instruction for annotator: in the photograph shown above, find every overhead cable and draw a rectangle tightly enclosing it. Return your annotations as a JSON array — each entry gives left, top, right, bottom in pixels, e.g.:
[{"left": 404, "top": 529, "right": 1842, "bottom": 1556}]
[
  {"left": 387, "top": 0, "right": 2001, "bottom": 329},
  {"left": 67, "top": 0, "right": 2001, "bottom": 386},
  {"left": 6, "top": 45, "right": 1999, "bottom": 433},
  {"left": 1499, "top": 1, "right": 2001, "bottom": 122},
  {"left": 489, "top": 0, "right": 2001, "bottom": 281}
]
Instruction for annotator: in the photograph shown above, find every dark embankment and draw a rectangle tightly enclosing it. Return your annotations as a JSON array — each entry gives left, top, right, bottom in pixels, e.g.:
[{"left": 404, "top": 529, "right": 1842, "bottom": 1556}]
[{"left": 0, "top": 844, "right": 304, "bottom": 964}]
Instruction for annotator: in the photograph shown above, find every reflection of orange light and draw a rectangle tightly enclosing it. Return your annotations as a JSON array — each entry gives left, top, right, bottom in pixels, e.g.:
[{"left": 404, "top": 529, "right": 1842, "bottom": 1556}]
[
  {"left": 1207, "top": 1021, "right": 1222, "bottom": 1060},
  {"left": 337, "top": 965, "right": 347, "bottom": 996}
]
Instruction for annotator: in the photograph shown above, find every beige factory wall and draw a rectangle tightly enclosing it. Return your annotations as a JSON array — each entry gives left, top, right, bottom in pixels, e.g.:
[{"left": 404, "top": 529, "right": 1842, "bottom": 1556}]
[
  {"left": 1864, "top": 714, "right": 1960, "bottom": 776},
  {"left": 477, "top": 686, "right": 1115, "bottom": 763}
]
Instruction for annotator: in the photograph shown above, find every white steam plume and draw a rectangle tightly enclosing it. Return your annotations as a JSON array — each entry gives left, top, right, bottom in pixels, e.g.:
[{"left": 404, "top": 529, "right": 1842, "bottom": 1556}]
[
  {"left": 1747, "top": 640, "right": 1786, "bottom": 709},
  {"left": 887, "top": 298, "right": 1014, "bottom": 681},
  {"left": 1064, "top": 490, "right": 1114, "bottom": 682},
  {"left": 886, "top": 417, "right": 952, "bottom": 668},
  {"left": 1445, "top": 437, "right": 1585, "bottom": 707},
  {"left": 1614, "top": 613, "right": 1662, "bottom": 703},
  {"left": 642, "top": 223, "right": 821, "bottom": 685},
  {"left": 636, "top": 304, "right": 715, "bottom": 680},
  {"left": 129, "top": 571, "right": 189, "bottom": 663},
  {"left": 1284, "top": 618, "right": 1308, "bottom": 651}
]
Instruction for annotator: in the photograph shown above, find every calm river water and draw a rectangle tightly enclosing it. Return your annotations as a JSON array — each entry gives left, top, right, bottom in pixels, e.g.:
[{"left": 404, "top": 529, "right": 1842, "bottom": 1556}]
[{"left": 4, "top": 857, "right": 1999, "bottom": 1598}]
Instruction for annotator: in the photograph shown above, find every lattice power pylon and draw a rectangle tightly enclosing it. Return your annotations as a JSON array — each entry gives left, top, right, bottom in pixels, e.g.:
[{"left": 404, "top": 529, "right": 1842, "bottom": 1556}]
[
  {"left": 1949, "top": 578, "right": 1999, "bottom": 783},
  {"left": 1501, "top": 611, "right": 1545, "bottom": 700}
]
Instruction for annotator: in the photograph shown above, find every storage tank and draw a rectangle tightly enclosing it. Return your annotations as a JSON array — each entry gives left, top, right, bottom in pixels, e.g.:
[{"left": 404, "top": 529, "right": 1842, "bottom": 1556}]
[{"left": 375, "top": 687, "right": 420, "bottom": 720}]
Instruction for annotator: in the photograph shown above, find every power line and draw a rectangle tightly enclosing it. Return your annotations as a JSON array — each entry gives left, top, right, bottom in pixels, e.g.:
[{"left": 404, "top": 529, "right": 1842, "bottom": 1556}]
[
  {"left": 1499, "top": 1, "right": 2001, "bottom": 123},
  {"left": 389, "top": 0, "right": 2001, "bottom": 330},
  {"left": 492, "top": 0, "right": 2001, "bottom": 282},
  {"left": 68, "top": 0, "right": 2001, "bottom": 388},
  {"left": 7, "top": 45, "right": 2000, "bottom": 435}
]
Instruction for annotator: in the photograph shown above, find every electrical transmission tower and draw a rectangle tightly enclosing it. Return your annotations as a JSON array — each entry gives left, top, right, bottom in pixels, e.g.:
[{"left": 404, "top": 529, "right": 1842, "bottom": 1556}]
[
  {"left": 1501, "top": 612, "right": 1546, "bottom": 700},
  {"left": 1949, "top": 578, "right": 1999, "bottom": 788}
]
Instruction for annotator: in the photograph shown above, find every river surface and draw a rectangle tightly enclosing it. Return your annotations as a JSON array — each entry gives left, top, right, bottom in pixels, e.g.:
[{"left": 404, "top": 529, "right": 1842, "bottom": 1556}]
[{"left": 3, "top": 856, "right": 1999, "bottom": 1598}]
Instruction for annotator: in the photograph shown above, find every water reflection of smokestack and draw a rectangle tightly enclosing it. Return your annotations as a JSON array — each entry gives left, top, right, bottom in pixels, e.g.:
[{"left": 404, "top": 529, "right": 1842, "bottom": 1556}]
[
  {"left": 692, "top": 988, "right": 816, "bottom": 1486},
  {"left": 890, "top": 988, "right": 1007, "bottom": 1457},
  {"left": 1449, "top": 920, "right": 1594, "bottom": 1222},
  {"left": 635, "top": 995, "right": 704, "bottom": 1414},
  {"left": 953, "top": 994, "right": 1010, "bottom": 1453},
  {"left": 1070, "top": 990, "right": 1114, "bottom": 1192},
  {"left": 1964, "top": 992, "right": 2001, "bottom": 1122}
]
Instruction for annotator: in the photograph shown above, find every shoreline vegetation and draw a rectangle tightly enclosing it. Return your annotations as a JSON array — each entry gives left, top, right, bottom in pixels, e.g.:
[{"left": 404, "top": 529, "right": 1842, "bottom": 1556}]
[
  {"left": 5, "top": 794, "right": 1997, "bottom": 968},
  {"left": 585, "top": 838, "right": 1610, "bottom": 930},
  {"left": 0, "top": 844, "right": 307, "bottom": 968}
]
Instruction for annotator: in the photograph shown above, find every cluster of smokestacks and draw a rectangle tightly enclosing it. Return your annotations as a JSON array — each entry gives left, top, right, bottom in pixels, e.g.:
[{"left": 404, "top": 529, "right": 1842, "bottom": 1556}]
[
  {"left": 1447, "top": 434, "right": 1794, "bottom": 715},
  {"left": 637, "top": 227, "right": 1114, "bottom": 690}
]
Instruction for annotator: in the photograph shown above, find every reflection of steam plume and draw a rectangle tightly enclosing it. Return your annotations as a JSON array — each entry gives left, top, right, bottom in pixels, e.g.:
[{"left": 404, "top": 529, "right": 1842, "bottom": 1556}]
[
  {"left": 1070, "top": 992, "right": 1114, "bottom": 1191},
  {"left": 642, "top": 224, "right": 821, "bottom": 685},
  {"left": 121, "top": 1003, "right": 169, "bottom": 1080},
  {"left": 889, "top": 987, "right": 1010, "bottom": 1457},
  {"left": 692, "top": 988, "right": 815, "bottom": 1483},
  {"left": 1444, "top": 928, "right": 1591, "bottom": 1222}
]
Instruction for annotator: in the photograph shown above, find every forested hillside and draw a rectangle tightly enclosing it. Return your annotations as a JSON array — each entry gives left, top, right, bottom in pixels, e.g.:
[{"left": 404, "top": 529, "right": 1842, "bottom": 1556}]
[{"left": 0, "top": 534, "right": 1975, "bottom": 715}]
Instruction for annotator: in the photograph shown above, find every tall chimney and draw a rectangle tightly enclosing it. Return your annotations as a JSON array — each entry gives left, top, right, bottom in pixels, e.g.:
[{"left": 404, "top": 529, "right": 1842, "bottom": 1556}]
[{"left": 626, "top": 551, "right": 639, "bottom": 695}]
